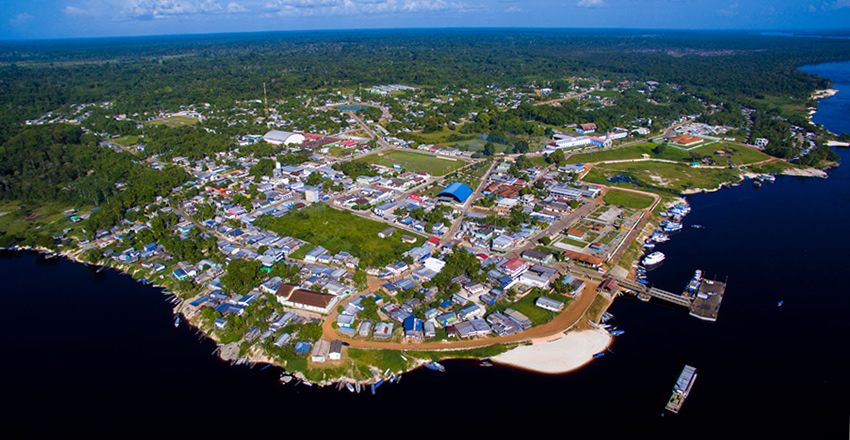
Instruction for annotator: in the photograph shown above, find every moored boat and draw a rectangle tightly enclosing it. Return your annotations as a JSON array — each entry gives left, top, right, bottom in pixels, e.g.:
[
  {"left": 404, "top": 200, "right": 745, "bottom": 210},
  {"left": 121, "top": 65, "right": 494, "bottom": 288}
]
[
  {"left": 425, "top": 361, "right": 446, "bottom": 372},
  {"left": 642, "top": 251, "right": 666, "bottom": 266}
]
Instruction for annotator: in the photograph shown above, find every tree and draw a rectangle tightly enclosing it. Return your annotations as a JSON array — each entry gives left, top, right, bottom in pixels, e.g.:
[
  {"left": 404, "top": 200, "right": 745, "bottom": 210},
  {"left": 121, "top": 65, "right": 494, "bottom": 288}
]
[
  {"left": 353, "top": 269, "right": 367, "bottom": 291},
  {"left": 548, "top": 149, "right": 565, "bottom": 165},
  {"left": 483, "top": 142, "right": 496, "bottom": 156},
  {"left": 299, "top": 322, "right": 322, "bottom": 341}
]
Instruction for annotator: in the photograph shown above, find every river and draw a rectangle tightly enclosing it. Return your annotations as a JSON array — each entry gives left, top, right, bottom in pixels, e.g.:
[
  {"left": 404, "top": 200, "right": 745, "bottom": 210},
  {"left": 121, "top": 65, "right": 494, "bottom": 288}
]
[{"left": 3, "top": 62, "right": 849, "bottom": 435}]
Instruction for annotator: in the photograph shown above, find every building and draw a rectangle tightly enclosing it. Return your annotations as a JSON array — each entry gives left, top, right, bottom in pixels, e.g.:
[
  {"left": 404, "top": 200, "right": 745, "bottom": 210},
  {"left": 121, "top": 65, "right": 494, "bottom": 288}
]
[
  {"left": 438, "top": 182, "right": 473, "bottom": 204},
  {"left": 535, "top": 296, "right": 565, "bottom": 312},
  {"left": 311, "top": 339, "right": 330, "bottom": 362},
  {"left": 576, "top": 123, "right": 597, "bottom": 134},
  {"left": 263, "top": 130, "right": 306, "bottom": 146},
  {"left": 329, "top": 339, "right": 343, "bottom": 360},
  {"left": 274, "top": 283, "right": 339, "bottom": 315}
]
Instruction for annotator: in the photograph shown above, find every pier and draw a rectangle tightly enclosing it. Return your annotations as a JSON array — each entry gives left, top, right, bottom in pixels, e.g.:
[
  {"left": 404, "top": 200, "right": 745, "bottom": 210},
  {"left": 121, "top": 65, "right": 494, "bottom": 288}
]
[{"left": 606, "top": 275, "right": 726, "bottom": 322}]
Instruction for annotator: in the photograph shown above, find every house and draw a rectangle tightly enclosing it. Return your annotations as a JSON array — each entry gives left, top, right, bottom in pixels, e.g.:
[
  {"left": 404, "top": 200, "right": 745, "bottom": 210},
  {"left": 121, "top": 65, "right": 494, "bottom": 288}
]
[
  {"left": 522, "top": 249, "right": 553, "bottom": 265},
  {"left": 566, "top": 228, "right": 586, "bottom": 240},
  {"left": 535, "top": 296, "right": 564, "bottom": 312},
  {"left": 378, "top": 227, "right": 396, "bottom": 239},
  {"left": 329, "top": 339, "right": 343, "bottom": 360},
  {"left": 500, "top": 257, "right": 530, "bottom": 278},
  {"left": 311, "top": 339, "right": 330, "bottom": 362},
  {"left": 358, "top": 320, "right": 373, "bottom": 337},
  {"left": 373, "top": 322, "right": 394, "bottom": 339},
  {"left": 403, "top": 316, "right": 423, "bottom": 341},
  {"left": 458, "top": 304, "right": 483, "bottom": 320}
]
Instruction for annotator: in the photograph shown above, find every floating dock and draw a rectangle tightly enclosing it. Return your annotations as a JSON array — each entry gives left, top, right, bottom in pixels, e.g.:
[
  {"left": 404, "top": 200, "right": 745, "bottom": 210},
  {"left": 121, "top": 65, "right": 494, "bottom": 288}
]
[{"left": 607, "top": 274, "right": 726, "bottom": 322}]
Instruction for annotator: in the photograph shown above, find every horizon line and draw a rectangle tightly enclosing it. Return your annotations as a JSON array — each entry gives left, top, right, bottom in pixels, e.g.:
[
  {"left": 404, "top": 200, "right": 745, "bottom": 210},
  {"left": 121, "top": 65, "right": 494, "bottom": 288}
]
[{"left": 2, "top": 26, "right": 850, "bottom": 44}]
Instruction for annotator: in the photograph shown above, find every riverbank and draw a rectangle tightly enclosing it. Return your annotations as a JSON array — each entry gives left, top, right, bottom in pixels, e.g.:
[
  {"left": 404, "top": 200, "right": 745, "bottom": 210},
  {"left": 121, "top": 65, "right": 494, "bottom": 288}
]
[{"left": 491, "top": 328, "right": 612, "bottom": 373}]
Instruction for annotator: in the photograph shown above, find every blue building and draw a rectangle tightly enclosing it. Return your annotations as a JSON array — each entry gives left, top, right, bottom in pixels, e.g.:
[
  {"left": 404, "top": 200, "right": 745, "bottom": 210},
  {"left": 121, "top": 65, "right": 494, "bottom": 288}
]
[{"left": 438, "top": 182, "right": 473, "bottom": 204}]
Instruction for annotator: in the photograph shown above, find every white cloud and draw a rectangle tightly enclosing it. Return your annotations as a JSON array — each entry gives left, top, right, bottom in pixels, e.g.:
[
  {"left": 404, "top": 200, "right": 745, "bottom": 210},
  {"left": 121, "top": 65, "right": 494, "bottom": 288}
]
[
  {"left": 505, "top": 5, "right": 520, "bottom": 13},
  {"left": 120, "top": 0, "right": 225, "bottom": 20},
  {"left": 262, "top": 0, "right": 468, "bottom": 16},
  {"left": 808, "top": 4, "right": 817, "bottom": 12},
  {"left": 227, "top": 2, "right": 248, "bottom": 12},
  {"left": 831, "top": 0, "right": 850, "bottom": 8},
  {"left": 576, "top": 0, "right": 606, "bottom": 8}
]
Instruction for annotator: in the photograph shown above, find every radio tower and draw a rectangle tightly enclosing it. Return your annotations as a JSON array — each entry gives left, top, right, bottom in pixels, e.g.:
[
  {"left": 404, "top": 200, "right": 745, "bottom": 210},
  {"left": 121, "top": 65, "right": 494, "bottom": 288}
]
[{"left": 263, "top": 82, "right": 269, "bottom": 117}]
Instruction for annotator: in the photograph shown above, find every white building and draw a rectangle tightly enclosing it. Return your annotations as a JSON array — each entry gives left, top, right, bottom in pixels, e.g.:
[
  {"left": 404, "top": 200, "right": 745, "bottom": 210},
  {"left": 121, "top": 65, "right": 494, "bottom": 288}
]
[{"left": 263, "top": 130, "right": 306, "bottom": 146}]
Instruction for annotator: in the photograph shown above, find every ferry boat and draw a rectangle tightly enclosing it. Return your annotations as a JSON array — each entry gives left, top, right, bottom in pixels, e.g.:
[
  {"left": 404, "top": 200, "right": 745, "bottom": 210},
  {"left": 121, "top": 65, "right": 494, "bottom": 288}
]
[
  {"left": 642, "top": 251, "right": 666, "bottom": 266},
  {"left": 664, "top": 222, "right": 683, "bottom": 232},
  {"left": 691, "top": 224, "right": 705, "bottom": 229},
  {"left": 762, "top": 174, "right": 776, "bottom": 183},
  {"left": 665, "top": 365, "right": 698, "bottom": 414},
  {"left": 753, "top": 180, "right": 762, "bottom": 188}
]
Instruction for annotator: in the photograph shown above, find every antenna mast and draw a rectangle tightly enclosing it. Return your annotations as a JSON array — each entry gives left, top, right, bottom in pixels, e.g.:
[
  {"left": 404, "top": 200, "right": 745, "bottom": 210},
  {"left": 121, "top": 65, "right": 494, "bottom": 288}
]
[{"left": 263, "top": 82, "right": 269, "bottom": 117}]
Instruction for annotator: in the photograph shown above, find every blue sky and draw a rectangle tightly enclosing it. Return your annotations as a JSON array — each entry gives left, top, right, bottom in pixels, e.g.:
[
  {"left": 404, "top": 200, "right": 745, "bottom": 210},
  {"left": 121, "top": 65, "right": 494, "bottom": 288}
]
[{"left": 2, "top": 0, "right": 849, "bottom": 40}]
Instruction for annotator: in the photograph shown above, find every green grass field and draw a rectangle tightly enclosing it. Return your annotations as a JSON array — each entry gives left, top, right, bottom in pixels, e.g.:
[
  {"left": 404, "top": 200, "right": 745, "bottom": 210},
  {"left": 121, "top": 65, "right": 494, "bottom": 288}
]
[
  {"left": 259, "top": 203, "right": 424, "bottom": 267},
  {"left": 356, "top": 150, "right": 466, "bottom": 176},
  {"left": 603, "top": 188, "right": 655, "bottom": 210},
  {"left": 112, "top": 135, "right": 141, "bottom": 146},
  {"left": 145, "top": 116, "right": 200, "bottom": 127},
  {"left": 566, "top": 142, "right": 771, "bottom": 166},
  {"left": 585, "top": 161, "right": 741, "bottom": 193}
]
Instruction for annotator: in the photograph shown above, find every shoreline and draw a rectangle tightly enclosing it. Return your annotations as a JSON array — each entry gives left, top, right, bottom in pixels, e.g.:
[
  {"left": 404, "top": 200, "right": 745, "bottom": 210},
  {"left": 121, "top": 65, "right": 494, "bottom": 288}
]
[{"left": 5, "top": 245, "right": 616, "bottom": 386}]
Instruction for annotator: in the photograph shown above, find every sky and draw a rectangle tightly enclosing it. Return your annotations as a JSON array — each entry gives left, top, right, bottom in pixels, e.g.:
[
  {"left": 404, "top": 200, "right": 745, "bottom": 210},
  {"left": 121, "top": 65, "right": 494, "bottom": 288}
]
[{"left": 1, "top": 0, "right": 849, "bottom": 40}]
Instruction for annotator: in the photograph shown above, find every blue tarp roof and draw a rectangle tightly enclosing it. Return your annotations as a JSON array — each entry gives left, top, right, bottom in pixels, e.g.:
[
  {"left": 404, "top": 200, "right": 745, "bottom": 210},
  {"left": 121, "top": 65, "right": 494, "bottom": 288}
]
[{"left": 438, "top": 182, "right": 473, "bottom": 203}]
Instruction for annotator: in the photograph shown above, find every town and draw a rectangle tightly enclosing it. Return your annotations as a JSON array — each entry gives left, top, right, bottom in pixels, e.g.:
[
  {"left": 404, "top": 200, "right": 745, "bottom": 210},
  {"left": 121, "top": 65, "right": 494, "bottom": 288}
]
[{"left": 16, "top": 75, "right": 835, "bottom": 385}]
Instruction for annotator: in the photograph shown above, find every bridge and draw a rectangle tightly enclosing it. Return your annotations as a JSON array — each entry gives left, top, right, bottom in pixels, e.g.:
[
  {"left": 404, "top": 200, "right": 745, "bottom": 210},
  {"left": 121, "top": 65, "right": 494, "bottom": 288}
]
[
  {"left": 608, "top": 275, "right": 692, "bottom": 308},
  {"left": 606, "top": 274, "right": 726, "bottom": 322}
]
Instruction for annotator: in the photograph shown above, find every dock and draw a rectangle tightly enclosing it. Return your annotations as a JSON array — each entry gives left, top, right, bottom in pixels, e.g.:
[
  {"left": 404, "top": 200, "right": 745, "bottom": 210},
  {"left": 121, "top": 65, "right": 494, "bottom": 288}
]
[{"left": 607, "top": 274, "right": 726, "bottom": 321}]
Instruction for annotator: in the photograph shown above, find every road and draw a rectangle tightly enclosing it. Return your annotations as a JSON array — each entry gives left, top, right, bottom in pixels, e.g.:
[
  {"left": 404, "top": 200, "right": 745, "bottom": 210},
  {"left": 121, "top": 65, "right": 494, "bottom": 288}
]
[{"left": 321, "top": 278, "right": 602, "bottom": 350}]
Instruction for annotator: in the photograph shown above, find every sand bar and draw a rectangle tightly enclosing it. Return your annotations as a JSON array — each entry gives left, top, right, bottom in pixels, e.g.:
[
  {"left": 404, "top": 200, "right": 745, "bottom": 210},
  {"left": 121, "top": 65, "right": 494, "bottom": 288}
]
[{"left": 492, "top": 328, "right": 612, "bottom": 374}]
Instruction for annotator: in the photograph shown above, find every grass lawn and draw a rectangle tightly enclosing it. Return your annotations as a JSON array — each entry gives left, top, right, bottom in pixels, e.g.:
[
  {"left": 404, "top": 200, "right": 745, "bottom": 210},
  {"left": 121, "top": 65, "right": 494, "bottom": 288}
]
[
  {"left": 493, "top": 293, "right": 563, "bottom": 326},
  {"left": 561, "top": 237, "right": 587, "bottom": 248},
  {"left": 566, "top": 142, "right": 771, "bottom": 166},
  {"left": 112, "top": 135, "right": 140, "bottom": 146},
  {"left": 145, "top": 116, "right": 200, "bottom": 127},
  {"left": 288, "top": 243, "right": 315, "bottom": 261},
  {"left": 450, "top": 138, "right": 513, "bottom": 154},
  {"left": 603, "top": 188, "right": 655, "bottom": 209},
  {"left": 356, "top": 150, "right": 465, "bottom": 176},
  {"left": 585, "top": 161, "right": 740, "bottom": 193},
  {"left": 258, "top": 203, "right": 424, "bottom": 267}
]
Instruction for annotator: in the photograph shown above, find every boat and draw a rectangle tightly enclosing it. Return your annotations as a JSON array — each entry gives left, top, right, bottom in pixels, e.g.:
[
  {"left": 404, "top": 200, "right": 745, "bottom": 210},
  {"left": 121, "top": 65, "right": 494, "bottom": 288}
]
[
  {"left": 174, "top": 314, "right": 180, "bottom": 328},
  {"left": 425, "top": 362, "right": 446, "bottom": 372},
  {"left": 610, "top": 329, "right": 625, "bottom": 336},
  {"left": 592, "top": 352, "right": 605, "bottom": 359},
  {"left": 691, "top": 224, "right": 705, "bottom": 229},
  {"left": 665, "top": 365, "right": 698, "bottom": 414},
  {"left": 753, "top": 180, "right": 762, "bottom": 188},
  {"left": 355, "top": 381, "right": 361, "bottom": 393},
  {"left": 642, "top": 251, "right": 666, "bottom": 266},
  {"left": 762, "top": 174, "right": 776, "bottom": 183},
  {"left": 778, "top": 300, "right": 784, "bottom": 307},
  {"left": 346, "top": 382, "right": 355, "bottom": 393},
  {"left": 480, "top": 360, "right": 494, "bottom": 367}
]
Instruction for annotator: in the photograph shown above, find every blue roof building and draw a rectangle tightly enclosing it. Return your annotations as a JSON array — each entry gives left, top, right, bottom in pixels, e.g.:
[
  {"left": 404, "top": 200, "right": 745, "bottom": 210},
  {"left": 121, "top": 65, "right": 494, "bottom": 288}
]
[{"left": 438, "top": 182, "right": 473, "bottom": 204}]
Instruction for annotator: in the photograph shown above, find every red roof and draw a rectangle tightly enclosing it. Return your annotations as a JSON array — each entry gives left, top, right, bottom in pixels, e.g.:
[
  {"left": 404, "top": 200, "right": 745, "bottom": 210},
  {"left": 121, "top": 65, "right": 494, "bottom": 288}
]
[
  {"left": 503, "top": 257, "right": 528, "bottom": 271},
  {"left": 427, "top": 237, "right": 440, "bottom": 245}
]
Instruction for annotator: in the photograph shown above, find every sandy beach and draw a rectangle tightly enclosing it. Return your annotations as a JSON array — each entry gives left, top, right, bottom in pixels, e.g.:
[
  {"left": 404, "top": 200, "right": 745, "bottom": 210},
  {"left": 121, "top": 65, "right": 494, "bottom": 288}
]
[{"left": 491, "top": 328, "right": 612, "bottom": 374}]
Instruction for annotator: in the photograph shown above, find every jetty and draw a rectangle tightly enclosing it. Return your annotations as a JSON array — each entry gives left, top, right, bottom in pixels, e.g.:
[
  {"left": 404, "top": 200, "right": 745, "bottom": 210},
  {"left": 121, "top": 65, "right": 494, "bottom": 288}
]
[{"left": 607, "top": 274, "right": 726, "bottom": 322}]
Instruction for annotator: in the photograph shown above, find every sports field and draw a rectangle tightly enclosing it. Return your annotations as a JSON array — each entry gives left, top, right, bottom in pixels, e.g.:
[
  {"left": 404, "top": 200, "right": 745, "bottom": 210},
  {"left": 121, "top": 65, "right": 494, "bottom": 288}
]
[{"left": 356, "top": 150, "right": 466, "bottom": 176}]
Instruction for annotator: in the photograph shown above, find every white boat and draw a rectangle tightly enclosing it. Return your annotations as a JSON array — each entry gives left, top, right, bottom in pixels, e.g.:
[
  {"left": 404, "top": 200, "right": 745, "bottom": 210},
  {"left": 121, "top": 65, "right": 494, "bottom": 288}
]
[{"left": 642, "top": 251, "right": 666, "bottom": 266}]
